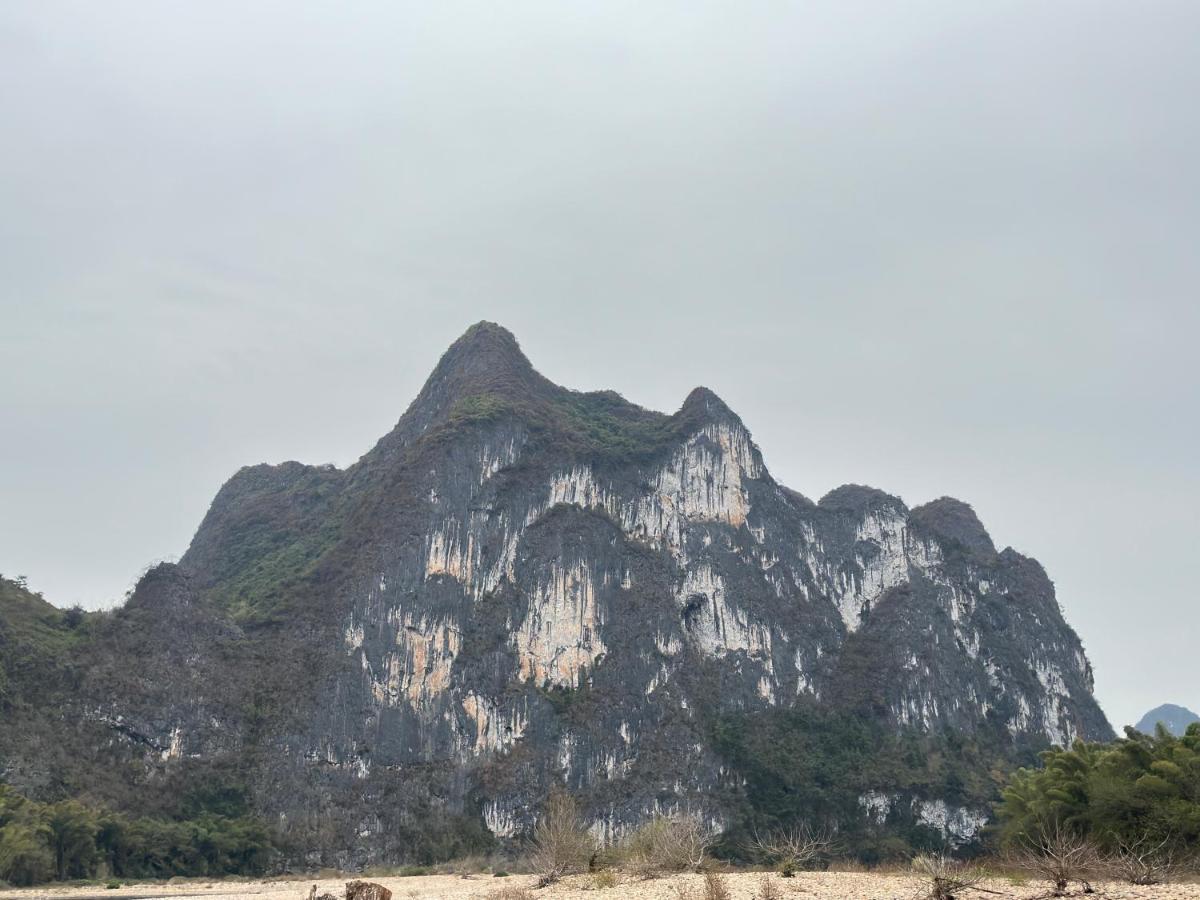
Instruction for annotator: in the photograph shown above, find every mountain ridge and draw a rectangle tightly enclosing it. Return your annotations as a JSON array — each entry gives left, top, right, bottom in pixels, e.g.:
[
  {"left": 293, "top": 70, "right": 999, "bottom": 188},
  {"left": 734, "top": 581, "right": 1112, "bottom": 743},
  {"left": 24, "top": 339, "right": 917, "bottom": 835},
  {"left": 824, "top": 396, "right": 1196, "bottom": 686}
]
[{"left": 0, "top": 322, "right": 1112, "bottom": 865}]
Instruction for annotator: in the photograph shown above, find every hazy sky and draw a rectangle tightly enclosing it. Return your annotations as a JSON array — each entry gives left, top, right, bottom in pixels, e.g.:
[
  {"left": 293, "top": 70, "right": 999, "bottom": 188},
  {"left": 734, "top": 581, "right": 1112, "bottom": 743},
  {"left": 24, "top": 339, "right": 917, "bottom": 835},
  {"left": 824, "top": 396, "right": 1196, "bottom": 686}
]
[{"left": 2, "top": 1, "right": 1197, "bottom": 730}]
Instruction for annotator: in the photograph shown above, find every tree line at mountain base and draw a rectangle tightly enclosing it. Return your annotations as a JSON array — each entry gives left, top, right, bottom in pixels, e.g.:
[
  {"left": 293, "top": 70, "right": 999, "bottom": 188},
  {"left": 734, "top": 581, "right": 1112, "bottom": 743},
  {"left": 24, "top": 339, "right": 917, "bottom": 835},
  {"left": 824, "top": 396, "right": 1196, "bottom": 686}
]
[
  {"left": 0, "top": 786, "right": 271, "bottom": 887},
  {"left": 2, "top": 724, "right": 1196, "bottom": 887}
]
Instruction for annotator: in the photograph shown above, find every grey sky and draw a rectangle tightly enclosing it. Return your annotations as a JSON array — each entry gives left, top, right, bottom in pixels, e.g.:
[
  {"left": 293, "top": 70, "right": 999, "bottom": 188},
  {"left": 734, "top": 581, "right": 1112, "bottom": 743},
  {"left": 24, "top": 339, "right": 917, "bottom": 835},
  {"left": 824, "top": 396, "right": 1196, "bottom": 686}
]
[{"left": 2, "top": 1, "right": 1196, "bottom": 730}]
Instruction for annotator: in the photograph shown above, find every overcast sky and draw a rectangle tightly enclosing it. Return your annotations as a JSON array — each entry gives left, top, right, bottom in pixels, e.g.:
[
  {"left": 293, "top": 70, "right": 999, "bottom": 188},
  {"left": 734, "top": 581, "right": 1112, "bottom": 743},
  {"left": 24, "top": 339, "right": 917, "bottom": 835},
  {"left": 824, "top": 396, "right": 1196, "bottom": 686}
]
[{"left": 2, "top": 1, "right": 1197, "bottom": 730}]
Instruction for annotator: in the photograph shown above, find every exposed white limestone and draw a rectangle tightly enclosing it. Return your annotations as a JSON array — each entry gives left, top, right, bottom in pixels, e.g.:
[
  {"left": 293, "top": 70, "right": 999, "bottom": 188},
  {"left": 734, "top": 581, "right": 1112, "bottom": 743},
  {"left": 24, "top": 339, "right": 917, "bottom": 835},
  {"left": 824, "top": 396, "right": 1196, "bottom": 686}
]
[
  {"left": 425, "top": 518, "right": 472, "bottom": 582},
  {"left": 858, "top": 791, "right": 892, "bottom": 824},
  {"left": 655, "top": 632, "right": 683, "bottom": 657},
  {"left": 914, "top": 799, "right": 989, "bottom": 846},
  {"left": 484, "top": 800, "right": 520, "bottom": 838},
  {"left": 1034, "top": 659, "right": 1074, "bottom": 746},
  {"left": 460, "top": 692, "right": 527, "bottom": 754},
  {"left": 793, "top": 649, "right": 817, "bottom": 697},
  {"left": 514, "top": 560, "right": 606, "bottom": 687},
  {"left": 1009, "top": 694, "right": 1034, "bottom": 735},
  {"left": 161, "top": 727, "right": 184, "bottom": 761},
  {"left": 422, "top": 514, "right": 519, "bottom": 600},
  {"left": 547, "top": 466, "right": 619, "bottom": 516},
  {"left": 860, "top": 793, "right": 987, "bottom": 846},
  {"left": 801, "top": 506, "right": 954, "bottom": 634},
  {"left": 536, "top": 423, "right": 760, "bottom": 563},
  {"left": 676, "top": 564, "right": 771, "bottom": 660},
  {"left": 343, "top": 618, "right": 365, "bottom": 651},
  {"left": 478, "top": 437, "right": 521, "bottom": 484},
  {"left": 644, "top": 664, "right": 671, "bottom": 696},
  {"left": 756, "top": 675, "right": 776, "bottom": 704},
  {"left": 626, "top": 423, "right": 760, "bottom": 549},
  {"left": 893, "top": 691, "right": 939, "bottom": 730},
  {"left": 367, "top": 610, "right": 460, "bottom": 710}
]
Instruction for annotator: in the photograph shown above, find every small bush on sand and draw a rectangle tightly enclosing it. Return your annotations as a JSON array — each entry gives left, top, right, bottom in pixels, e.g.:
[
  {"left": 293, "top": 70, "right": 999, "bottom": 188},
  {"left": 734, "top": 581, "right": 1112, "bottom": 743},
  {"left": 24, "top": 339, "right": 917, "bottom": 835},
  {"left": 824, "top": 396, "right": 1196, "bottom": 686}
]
[
  {"left": 756, "top": 874, "right": 782, "bottom": 900},
  {"left": 911, "top": 853, "right": 987, "bottom": 900},
  {"left": 620, "top": 814, "right": 714, "bottom": 878},
  {"left": 1007, "top": 822, "right": 1102, "bottom": 896},
  {"left": 591, "top": 870, "right": 617, "bottom": 889},
  {"left": 1109, "top": 832, "right": 1193, "bottom": 885},
  {"left": 488, "top": 888, "right": 533, "bottom": 900},
  {"left": 530, "top": 790, "right": 595, "bottom": 886},
  {"left": 748, "top": 824, "right": 834, "bottom": 876}
]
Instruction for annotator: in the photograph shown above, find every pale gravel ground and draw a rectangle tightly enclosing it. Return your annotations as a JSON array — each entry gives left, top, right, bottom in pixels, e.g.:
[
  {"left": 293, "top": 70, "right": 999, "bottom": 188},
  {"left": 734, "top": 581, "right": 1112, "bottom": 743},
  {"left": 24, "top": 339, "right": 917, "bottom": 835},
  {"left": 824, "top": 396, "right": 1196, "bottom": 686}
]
[{"left": 4, "top": 872, "right": 1200, "bottom": 900}]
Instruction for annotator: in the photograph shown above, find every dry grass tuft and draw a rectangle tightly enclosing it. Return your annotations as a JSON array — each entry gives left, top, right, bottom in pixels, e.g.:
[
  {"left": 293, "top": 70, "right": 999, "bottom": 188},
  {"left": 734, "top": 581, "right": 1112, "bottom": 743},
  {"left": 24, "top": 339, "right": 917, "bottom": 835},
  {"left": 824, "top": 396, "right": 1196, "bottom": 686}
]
[
  {"left": 487, "top": 888, "right": 534, "bottom": 900},
  {"left": 590, "top": 870, "right": 618, "bottom": 889},
  {"left": 702, "top": 871, "right": 730, "bottom": 900}
]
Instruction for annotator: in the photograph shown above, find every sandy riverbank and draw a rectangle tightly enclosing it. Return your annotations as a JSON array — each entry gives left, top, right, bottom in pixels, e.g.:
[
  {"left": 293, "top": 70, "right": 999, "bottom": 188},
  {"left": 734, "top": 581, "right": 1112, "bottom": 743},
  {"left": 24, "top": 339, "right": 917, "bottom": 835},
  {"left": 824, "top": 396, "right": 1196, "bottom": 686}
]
[{"left": 4, "top": 871, "right": 1200, "bottom": 900}]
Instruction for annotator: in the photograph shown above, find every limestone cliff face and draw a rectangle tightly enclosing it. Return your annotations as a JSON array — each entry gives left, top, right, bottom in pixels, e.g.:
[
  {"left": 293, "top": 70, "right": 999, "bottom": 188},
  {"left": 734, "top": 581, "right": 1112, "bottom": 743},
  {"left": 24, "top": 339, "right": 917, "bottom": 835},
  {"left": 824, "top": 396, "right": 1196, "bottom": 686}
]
[{"left": 1, "top": 323, "right": 1112, "bottom": 864}]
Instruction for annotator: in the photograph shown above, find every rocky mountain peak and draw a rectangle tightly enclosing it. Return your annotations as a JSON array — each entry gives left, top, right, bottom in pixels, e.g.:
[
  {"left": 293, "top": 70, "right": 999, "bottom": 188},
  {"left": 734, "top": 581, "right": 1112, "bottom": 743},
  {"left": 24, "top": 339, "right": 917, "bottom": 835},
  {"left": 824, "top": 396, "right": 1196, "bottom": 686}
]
[
  {"left": 818, "top": 483, "right": 906, "bottom": 515},
  {"left": 367, "top": 322, "right": 550, "bottom": 460},
  {"left": 679, "top": 385, "right": 743, "bottom": 429},
  {"left": 421, "top": 321, "right": 544, "bottom": 402},
  {"left": 909, "top": 497, "right": 996, "bottom": 557}
]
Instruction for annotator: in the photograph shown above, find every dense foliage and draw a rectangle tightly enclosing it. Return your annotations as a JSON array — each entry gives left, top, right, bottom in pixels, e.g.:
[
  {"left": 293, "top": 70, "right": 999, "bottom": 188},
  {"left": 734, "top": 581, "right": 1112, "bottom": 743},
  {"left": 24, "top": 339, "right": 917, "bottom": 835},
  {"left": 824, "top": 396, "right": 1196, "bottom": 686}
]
[
  {"left": 710, "top": 704, "right": 1020, "bottom": 861},
  {"left": 0, "top": 785, "right": 273, "bottom": 886},
  {"left": 996, "top": 724, "right": 1200, "bottom": 851}
]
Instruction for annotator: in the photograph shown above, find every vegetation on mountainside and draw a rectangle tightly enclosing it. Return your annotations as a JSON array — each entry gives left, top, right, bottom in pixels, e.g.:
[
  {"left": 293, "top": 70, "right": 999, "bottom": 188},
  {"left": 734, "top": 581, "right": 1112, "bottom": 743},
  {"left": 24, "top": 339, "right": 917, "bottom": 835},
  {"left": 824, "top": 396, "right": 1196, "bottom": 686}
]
[
  {"left": 995, "top": 724, "right": 1200, "bottom": 864},
  {"left": 0, "top": 785, "right": 272, "bottom": 886},
  {"left": 178, "top": 463, "right": 347, "bottom": 625},
  {"left": 0, "top": 575, "right": 88, "bottom": 707},
  {"left": 442, "top": 388, "right": 705, "bottom": 469},
  {"left": 710, "top": 704, "right": 1019, "bottom": 861}
]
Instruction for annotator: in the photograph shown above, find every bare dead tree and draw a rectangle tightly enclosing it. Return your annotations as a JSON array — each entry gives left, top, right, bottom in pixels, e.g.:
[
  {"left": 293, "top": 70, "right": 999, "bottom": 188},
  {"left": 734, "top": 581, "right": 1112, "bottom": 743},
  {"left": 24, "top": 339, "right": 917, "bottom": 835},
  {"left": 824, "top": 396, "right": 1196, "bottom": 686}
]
[
  {"left": 1109, "top": 832, "right": 1192, "bottom": 885},
  {"left": 1007, "top": 821, "right": 1102, "bottom": 897},
  {"left": 747, "top": 824, "right": 835, "bottom": 876}
]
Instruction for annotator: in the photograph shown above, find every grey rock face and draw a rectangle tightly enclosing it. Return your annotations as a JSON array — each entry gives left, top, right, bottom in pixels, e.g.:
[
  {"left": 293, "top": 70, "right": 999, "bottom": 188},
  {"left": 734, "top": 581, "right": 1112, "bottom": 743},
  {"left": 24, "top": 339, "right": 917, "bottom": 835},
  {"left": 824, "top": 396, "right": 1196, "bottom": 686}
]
[{"left": 0, "top": 323, "right": 1113, "bottom": 863}]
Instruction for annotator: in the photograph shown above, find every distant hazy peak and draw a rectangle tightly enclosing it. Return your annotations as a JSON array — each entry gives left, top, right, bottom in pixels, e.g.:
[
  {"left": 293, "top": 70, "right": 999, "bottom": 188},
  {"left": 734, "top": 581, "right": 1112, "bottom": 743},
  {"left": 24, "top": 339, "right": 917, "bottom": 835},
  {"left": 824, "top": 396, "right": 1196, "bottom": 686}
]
[{"left": 1135, "top": 703, "right": 1200, "bottom": 736}]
